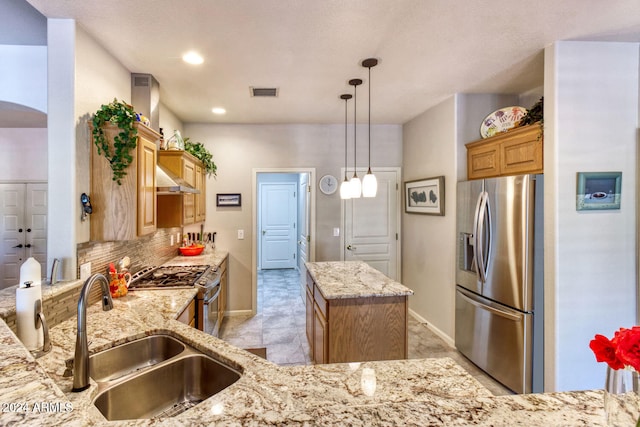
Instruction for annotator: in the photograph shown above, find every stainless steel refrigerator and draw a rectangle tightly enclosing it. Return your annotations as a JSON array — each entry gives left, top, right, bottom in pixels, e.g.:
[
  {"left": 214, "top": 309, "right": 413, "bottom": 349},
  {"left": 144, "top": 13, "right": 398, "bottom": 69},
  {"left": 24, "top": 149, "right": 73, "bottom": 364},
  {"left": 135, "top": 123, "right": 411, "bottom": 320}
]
[{"left": 455, "top": 174, "right": 544, "bottom": 394}]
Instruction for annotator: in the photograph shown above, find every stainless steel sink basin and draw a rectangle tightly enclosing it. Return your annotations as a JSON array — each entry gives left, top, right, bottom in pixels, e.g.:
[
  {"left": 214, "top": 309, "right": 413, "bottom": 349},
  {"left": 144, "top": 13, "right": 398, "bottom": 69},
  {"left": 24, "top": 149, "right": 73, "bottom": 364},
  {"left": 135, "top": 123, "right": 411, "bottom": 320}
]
[
  {"left": 93, "top": 354, "right": 241, "bottom": 421},
  {"left": 90, "top": 334, "right": 185, "bottom": 382}
]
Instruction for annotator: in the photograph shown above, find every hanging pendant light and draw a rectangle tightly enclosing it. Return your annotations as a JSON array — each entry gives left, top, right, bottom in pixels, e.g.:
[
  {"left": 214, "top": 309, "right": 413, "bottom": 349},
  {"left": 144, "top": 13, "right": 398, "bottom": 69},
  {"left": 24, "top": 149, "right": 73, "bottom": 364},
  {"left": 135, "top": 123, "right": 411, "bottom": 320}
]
[
  {"left": 362, "top": 58, "right": 378, "bottom": 198},
  {"left": 349, "top": 78, "right": 363, "bottom": 198},
  {"left": 339, "top": 94, "right": 352, "bottom": 200}
]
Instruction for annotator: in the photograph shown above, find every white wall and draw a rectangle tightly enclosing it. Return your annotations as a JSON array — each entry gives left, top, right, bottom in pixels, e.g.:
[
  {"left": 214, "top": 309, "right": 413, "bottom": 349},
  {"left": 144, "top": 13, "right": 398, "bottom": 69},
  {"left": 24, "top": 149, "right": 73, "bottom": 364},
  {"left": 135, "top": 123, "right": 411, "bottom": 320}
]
[
  {"left": 0, "top": 129, "right": 47, "bottom": 181},
  {"left": 184, "top": 123, "right": 402, "bottom": 312},
  {"left": 544, "top": 41, "right": 639, "bottom": 391},
  {"left": 0, "top": 45, "right": 47, "bottom": 113},
  {"left": 159, "top": 102, "right": 184, "bottom": 138},
  {"left": 402, "top": 97, "right": 457, "bottom": 340}
]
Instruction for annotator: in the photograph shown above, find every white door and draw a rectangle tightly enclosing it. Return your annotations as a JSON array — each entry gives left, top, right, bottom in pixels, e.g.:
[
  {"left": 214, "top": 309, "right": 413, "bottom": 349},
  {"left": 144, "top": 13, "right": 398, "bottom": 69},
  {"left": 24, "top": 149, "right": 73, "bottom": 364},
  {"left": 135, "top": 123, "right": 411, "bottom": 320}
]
[
  {"left": 343, "top": 168, "right": 400, "bottom": 280},
  {"left": 0, "top": 183, "right": 47, "bottom": 289},
  {"left": 297, "top": 174, "right": 310, "bottom": 299},
  {"left": 259, "top": 182, "right": 297, "bottom": 269}
]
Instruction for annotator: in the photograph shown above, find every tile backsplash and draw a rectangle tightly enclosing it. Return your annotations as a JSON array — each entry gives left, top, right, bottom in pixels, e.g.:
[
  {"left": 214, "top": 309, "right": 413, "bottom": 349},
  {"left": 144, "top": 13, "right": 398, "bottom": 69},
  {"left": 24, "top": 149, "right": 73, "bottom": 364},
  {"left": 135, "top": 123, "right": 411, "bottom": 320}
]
[{"left": 77, "top": 227, "right": 182, "bottom": 278}]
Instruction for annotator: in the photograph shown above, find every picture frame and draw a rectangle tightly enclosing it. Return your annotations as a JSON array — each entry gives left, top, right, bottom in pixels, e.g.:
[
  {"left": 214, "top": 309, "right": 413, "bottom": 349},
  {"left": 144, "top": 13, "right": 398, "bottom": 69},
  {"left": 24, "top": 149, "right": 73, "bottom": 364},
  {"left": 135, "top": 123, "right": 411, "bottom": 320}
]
[
  {"left": 216, "top": 193, "right": 242, "bottom": 207},
  {"left": 404, "top": 176, "right": 445, "bottom": 215},
  {"left": 576, "top": 172, "right": 621, "bottom": 211}
]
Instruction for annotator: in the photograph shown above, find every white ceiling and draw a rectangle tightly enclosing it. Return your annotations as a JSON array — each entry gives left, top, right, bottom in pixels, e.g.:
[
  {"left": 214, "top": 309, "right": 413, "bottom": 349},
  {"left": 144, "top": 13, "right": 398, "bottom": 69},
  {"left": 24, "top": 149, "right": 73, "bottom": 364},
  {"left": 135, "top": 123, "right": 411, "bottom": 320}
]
[{"left": 25, "top": 0, "right": 640, "bottom": 125}]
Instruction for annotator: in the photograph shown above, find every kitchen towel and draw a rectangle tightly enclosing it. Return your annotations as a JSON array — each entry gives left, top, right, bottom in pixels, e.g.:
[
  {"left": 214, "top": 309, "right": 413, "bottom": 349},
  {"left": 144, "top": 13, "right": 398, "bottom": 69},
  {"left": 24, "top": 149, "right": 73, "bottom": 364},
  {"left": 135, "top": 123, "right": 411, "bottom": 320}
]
[
  {"left": 16, "top": 283, "right": 43, "bottom": 350},
  {"left": 19, "top": 257, "right": 42, "bottom": 287}
]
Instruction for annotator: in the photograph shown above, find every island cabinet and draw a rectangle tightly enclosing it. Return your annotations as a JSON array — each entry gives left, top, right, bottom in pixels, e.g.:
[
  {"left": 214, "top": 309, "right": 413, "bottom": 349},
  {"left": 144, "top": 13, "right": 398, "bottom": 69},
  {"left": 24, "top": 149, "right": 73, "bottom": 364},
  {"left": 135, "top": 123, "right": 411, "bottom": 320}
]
[
  {"left": 156, "top": 150, "right": 205, "bottom": 227},
  {"left": 305, "top": 261, "right": 413, "bottom": 364},
  {"left": 177, "top": 297, "right": 196, "bottom": 328},
  {"left": 90, "top": 122, "right": 160, "bottom": 241},
  {"left": 466, "top": 123, "right": 543, "bottom": 179}
]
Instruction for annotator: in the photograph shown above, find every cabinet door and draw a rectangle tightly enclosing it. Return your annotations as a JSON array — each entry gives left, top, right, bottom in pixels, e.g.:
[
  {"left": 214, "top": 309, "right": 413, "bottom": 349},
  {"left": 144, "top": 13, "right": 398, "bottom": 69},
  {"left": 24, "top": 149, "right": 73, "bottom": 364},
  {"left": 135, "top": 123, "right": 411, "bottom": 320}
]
[
  {"left": 195, "top": 165, "right": 206, "bottom": 223},
  {"left": 305, "top": 285, "right": 314, "bottom": 347},
  {"left": 182, "top": 158, "right": 196, "bottom": 225},
  {"left": 137, "top": 135, "right": 157, "bottom": 235},
  {"left": 177, "top": 298, "right": 196, "bottom": 327},
  {"left": 500, "top": 133, "right": 543, "bottom": 176},
  {"left": 467, "top": 139, "right": 500, "bottom": 179},
  {"left": 313, "top": 302, "right": 327, "bottom": 364}
]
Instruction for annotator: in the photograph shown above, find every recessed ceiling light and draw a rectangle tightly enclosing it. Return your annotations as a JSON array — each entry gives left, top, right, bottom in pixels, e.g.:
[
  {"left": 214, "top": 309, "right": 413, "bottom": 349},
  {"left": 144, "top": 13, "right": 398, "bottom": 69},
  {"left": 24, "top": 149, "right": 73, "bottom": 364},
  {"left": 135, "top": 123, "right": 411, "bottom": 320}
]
[
  {"left": 182, "top": 51, "right": 203, "bottom": 65},
  {"left": 211, "top": 107, "right": 226, "bottom": 115}
]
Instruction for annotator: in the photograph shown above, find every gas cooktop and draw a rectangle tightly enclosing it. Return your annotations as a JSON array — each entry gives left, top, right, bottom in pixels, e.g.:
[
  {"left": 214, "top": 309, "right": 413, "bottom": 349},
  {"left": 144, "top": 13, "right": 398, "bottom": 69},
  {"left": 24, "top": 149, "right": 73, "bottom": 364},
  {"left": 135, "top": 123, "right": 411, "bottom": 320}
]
[{"left": 129, "top": 265, "right": 210, "bottom": 290}]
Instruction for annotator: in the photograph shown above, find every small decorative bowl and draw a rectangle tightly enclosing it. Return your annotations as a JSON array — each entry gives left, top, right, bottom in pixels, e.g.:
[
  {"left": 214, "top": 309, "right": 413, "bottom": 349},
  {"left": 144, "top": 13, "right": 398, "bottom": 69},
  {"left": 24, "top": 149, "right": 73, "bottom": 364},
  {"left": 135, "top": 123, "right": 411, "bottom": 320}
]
[{"left": 179, "top": 245, "right": 204, "bottom": 256}]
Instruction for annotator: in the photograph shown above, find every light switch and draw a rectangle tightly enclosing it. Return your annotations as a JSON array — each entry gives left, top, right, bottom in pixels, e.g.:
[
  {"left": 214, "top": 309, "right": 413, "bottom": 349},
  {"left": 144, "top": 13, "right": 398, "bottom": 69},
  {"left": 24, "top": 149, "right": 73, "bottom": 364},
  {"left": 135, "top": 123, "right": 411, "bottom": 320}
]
[
  {"left": 170, "top": 235, "right": 174, "bottom": 246},
  {"left": 333, "top": 227, "right": 340, "bottom": 237},
  {"left": 237, "top": 229, "right": 245, "bottom": 240}
]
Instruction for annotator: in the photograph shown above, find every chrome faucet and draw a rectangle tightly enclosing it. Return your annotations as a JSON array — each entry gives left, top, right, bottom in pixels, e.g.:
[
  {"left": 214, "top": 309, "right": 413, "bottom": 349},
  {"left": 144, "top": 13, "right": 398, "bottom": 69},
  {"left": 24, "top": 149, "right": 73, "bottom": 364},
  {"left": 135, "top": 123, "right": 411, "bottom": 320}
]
[{"left": 72, "top": 273, "right": 113, "bottom": 392}]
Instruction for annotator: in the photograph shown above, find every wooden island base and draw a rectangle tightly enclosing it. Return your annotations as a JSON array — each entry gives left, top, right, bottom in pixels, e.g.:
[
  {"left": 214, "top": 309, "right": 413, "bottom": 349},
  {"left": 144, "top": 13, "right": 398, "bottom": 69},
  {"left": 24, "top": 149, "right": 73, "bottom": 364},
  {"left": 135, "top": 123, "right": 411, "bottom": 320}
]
[{"left": 305, "top": 262, "right": 413, "bottom": 364}]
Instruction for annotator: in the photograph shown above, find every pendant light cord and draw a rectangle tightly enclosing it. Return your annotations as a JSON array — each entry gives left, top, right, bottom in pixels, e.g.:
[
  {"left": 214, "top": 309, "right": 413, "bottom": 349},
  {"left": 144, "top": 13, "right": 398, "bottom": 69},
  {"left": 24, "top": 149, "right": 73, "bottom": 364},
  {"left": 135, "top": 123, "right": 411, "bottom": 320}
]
[
  {"left": 344, "top": 96, "right": 348, "bottom": 180},
  {"left": 353, "top": 82, "right": 357, "bottom": 177},
  {"left": 368, "top": 64, "right": 371, "bottom": 171}
]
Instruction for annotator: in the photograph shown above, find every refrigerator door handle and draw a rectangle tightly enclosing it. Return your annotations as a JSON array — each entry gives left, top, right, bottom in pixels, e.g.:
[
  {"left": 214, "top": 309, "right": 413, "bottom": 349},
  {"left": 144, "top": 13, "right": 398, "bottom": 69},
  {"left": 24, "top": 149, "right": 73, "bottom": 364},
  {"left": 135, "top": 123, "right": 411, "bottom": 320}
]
[
  {"left": 476, "top": 191, "right": 490, "bottom": 283},
  {"left": 471, "top": 191, "right": 483, "bottom": 278},
  {"left": 457, "top": 288, "right": 522, "bottom": 322}
]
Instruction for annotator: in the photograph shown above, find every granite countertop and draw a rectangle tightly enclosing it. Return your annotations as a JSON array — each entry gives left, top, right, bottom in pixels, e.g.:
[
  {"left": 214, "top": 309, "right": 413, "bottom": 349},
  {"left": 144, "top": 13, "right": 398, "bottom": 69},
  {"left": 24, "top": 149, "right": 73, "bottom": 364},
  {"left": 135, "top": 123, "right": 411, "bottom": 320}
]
[
  {"left": 0, "top": 253, "right": 609, "bottom": 426},
  {"left": 305, "top": 261, "right": 414, "bottom": 299}
]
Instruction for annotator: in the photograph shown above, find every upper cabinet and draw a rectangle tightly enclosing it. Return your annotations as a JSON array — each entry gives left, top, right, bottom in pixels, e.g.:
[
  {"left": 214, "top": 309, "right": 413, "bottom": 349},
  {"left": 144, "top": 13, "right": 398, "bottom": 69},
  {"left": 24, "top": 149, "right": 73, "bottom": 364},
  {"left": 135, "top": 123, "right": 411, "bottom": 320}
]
[
  {"left": 90, "top": 122, "right": 160, "bottom": 241},
  {"left": 466, "top": 123, "right": 543, "bottom": 180},
  {"left": 157, "top": 150, "right": 206, "bottom": 227}
]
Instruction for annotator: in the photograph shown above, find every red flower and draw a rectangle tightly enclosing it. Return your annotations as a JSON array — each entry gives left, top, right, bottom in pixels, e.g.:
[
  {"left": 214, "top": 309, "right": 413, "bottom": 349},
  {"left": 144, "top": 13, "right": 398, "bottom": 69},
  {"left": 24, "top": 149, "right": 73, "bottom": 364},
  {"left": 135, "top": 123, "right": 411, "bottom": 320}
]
[
  {"left": 590, "top": 333, "right": 625, "bottom": 370},
  {"left": 616, "top": 327, "right": 640, "bottom": 372}
]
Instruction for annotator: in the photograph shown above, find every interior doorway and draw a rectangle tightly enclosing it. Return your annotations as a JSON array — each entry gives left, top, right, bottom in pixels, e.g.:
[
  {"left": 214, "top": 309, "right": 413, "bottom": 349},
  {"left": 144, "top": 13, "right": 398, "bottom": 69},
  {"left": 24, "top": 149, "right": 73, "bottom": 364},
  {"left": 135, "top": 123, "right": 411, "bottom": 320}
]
[
  {"left": 252, "top": 168, "right": 315, "bottom": 315},
  {"left": 341, "top": 167, "right": 401, "bottom": 281}
]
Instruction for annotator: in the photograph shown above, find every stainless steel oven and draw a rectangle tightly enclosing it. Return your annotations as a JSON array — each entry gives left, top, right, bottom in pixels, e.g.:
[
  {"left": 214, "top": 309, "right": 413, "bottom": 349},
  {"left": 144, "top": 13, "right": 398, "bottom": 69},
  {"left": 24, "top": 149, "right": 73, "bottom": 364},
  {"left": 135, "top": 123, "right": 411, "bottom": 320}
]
[
  {"left": 129, "top": 264, "right": 221, "bottom": 335},
  {"left": 203, "top": 279, "right": 221, "bottom": 337}
]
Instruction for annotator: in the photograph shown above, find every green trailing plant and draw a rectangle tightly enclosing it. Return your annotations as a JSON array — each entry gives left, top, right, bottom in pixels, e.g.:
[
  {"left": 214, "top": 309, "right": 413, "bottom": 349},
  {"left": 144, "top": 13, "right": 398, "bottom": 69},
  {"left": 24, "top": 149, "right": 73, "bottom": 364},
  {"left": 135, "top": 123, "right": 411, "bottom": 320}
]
[
  {"left": 91, "top": 99, "right": 138, "bottom": 185},
  {"left": 184, "top": 138, "right": 217, "bottom": 178}
]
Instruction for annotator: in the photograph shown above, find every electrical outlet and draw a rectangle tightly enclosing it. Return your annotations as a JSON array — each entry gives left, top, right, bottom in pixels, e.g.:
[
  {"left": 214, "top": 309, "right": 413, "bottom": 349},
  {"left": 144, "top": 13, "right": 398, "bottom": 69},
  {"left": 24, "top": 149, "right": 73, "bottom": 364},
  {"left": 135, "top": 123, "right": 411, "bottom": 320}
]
[
  {"left": 333, "top": 227, "right": 340, "bottom": 237},
  {"left": 237, "top": 229, "right": 244, "bottom": 240},
  {"left": 80, "top": 262, "right": 92, "bottom": 281},
  {"left": 170, "top": 235, "right": 174, "bottom": 246}
]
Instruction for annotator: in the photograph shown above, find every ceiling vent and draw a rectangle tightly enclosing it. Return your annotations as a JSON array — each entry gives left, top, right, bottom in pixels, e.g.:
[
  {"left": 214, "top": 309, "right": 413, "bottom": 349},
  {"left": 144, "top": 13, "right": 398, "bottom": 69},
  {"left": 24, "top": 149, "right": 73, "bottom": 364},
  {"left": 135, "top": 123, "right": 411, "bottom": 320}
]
[{"left": 250, "top": 87, "right": 278, "bottom": 97}]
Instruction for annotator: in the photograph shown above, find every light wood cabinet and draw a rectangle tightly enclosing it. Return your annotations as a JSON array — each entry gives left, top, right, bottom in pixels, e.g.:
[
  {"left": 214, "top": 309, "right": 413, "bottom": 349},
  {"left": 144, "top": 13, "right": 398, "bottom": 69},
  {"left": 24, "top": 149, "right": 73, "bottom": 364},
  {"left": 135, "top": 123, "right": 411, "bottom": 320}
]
[
  {"left": 306, "top": 272, "right": 408, "bottom": 364},
  {"left": 90, "top": 122, "right": 159, "bottom": 241},
  {"left": 177, "top": 297, "right": 196, "bottom": 327},
  {"left": 466, "top": 124, "right": 543, "bottom": 179},
  {"left": 195, "top": 164, "right": 206, "bottom": 223},
  {"left": 157, "top": 150, "right": 205, "bottom": 227}
]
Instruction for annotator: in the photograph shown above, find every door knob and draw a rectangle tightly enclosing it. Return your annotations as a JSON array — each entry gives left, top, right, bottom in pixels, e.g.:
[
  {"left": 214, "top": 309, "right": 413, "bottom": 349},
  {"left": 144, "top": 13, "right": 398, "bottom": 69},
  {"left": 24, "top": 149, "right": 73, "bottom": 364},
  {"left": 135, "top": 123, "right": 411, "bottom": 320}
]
[
  {"left": 25, "top": 244, "right": 31, "bottom": 248},
  {"left": 347, "top": 244, "right": 357, "bottom": 251},
  {"left": 262, "top": 230, "right": 266, "bottom": 235},
  {"left": 26, "top": 228, "right": 31, "bottom": 233},
  {"left": 13, "top": 244, "right": 23, "bottom": 248}
]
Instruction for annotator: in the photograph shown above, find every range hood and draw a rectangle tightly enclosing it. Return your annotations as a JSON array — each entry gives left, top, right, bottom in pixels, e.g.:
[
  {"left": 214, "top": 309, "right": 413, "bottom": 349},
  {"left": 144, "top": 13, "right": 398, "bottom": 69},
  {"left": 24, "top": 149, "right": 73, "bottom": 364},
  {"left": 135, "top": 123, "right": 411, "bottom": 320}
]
[{"left": 156, "top": 164, "right": 199, "bottom": 195}]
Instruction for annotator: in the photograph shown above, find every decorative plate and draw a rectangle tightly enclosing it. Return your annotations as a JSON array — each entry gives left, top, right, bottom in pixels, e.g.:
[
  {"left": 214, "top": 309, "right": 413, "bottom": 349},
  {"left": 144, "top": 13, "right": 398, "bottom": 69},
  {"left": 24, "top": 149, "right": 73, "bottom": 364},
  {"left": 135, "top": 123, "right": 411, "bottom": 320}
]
[
  {"left": 319, "top": 175, "right": 338, "bottom": 195},
  {"left": 480, "top": 106, "right": 528, "bottom": 138}
]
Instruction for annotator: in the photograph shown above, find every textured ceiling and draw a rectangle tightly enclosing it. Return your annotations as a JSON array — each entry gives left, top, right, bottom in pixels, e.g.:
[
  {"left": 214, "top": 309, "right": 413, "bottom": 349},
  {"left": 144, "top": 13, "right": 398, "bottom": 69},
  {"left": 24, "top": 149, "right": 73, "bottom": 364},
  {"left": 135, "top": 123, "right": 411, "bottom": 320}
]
[{"left": 25, "top": 0, "right": 640, "bottom": 125}]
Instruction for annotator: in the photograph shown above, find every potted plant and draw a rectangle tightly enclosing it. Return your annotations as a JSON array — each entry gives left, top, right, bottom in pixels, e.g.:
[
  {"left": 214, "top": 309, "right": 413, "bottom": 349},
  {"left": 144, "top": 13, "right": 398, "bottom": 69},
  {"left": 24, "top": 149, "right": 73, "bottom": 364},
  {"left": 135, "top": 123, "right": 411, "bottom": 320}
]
[
  {"left": 91, "top": 99, "right": 138, "bottom": 185},
  {"left": 184, "top": 137, "right": 217, "bottom": 178}
]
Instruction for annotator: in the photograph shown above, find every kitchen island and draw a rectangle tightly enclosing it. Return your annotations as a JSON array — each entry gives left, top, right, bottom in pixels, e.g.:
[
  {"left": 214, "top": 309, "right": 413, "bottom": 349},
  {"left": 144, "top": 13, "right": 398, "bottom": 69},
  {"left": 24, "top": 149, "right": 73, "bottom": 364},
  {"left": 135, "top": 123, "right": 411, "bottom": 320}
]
[
  {"left": 305, "top": 261, "right": 413, "bottom": 364},
  {"left": 0, "top": 254, "right": 609, "bottom": 425}
]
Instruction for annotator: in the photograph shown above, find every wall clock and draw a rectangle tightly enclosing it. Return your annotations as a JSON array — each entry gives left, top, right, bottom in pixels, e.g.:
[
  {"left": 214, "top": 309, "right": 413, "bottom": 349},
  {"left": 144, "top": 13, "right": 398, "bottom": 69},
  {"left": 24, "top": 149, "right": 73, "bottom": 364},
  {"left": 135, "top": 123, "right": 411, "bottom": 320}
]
[{"left": 319, "top": 174, "right": 338, "bottom": 195}]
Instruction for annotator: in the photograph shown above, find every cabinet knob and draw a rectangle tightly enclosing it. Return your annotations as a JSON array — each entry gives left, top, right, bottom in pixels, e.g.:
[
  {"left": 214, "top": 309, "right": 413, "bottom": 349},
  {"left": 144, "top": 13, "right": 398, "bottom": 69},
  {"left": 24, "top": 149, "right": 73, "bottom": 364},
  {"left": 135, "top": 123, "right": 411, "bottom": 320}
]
[
  {"left": 346, "top": 244, "right": 357, "bottom": 251},
  {"left": 13, "top": 244, "right": 23, "bottom": 248}
]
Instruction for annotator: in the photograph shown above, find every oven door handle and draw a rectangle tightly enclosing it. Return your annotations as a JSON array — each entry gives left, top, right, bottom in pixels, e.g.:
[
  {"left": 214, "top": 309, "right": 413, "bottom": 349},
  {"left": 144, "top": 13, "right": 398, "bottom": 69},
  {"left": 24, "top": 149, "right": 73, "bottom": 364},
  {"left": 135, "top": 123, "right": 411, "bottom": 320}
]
[{"left": 204, "top": 286, "right": 221, "bottom": 305}]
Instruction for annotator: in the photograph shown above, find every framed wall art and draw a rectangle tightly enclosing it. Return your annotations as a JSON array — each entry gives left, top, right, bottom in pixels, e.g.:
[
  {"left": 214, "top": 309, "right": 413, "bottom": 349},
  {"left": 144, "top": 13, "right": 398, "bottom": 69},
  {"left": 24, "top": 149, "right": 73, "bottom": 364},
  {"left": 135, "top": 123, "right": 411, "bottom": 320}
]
[
  {"left": 404, "top": 176, "right": 445, "bottom": 215},
  {"left": 576, "top": 171, "right": 621, "bottom": 211},
  {"left": 216, "top": 193, "right": 242, "bottom": 207}
]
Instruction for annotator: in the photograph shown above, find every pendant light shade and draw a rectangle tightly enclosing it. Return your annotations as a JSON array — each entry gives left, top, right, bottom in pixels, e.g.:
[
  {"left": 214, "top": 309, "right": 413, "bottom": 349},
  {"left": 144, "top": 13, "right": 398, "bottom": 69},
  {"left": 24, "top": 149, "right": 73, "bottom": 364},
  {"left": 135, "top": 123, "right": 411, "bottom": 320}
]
[
  {"left": 339, "top": 94, "right": 352, "bottom": 200},
  {"left": 362, "top": 58, "right": 378, "bottom": 198},
  {"left": 349, "top": 78, "right": 363, "bottom": 198}
]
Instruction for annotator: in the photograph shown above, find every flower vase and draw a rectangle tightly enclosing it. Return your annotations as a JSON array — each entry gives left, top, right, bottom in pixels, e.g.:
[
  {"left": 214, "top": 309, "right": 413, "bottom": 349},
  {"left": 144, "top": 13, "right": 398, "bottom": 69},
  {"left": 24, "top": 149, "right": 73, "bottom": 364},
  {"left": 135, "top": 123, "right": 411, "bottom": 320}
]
[{"left": 604, "top": 366, "right": 640, "bottom": 426}]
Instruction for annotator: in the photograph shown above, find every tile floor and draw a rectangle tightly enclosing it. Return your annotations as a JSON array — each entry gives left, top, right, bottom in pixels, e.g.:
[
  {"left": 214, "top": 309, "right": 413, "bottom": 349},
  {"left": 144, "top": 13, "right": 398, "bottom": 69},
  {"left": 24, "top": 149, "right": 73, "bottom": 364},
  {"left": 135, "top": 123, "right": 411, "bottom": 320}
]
[{"left": 219, "top": 268, "right": 511, "bottom": 396}]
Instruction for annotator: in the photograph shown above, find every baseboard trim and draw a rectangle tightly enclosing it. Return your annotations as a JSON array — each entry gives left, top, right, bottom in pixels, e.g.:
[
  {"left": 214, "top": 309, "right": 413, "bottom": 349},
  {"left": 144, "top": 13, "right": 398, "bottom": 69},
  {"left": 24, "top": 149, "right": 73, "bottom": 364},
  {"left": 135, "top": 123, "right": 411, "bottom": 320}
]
[
  {"left": 408, "top": 309, "right": 455, "bottom": 348},
  {"left": 225, "top": 309, "right": 254, "bottom": 317}
]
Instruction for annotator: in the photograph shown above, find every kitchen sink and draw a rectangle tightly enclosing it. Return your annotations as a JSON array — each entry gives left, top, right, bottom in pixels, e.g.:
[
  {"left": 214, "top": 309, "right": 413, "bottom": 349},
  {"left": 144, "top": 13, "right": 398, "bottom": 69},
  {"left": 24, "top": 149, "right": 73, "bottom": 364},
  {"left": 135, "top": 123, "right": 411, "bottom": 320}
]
[
  {"left": 93, "top": 354, "right": 241, "bottom": 421},
  {"left": 90, "top": 334, "right": 185, "bottom": 383}
]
